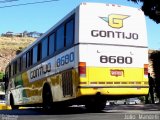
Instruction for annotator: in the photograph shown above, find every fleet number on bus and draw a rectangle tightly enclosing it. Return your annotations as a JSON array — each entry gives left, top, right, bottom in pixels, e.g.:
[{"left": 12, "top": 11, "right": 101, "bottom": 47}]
[
  {"left": 100, "top": 55, "right": 133, "bottom": 64},
  {"left": 56, "top": 52, "right": 74, "bottom": 67}
]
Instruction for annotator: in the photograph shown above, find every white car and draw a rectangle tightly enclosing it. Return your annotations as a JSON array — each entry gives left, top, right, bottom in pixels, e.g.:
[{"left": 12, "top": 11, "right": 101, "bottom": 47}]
[{"left": 126, "top": 98, "right": 141, "bottom": 104}]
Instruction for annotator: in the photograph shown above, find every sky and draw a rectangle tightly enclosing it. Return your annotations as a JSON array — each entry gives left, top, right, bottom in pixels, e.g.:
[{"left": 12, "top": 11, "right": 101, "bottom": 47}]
[{"left": 0, "top": 0, "right": 160, "bottom": 50}]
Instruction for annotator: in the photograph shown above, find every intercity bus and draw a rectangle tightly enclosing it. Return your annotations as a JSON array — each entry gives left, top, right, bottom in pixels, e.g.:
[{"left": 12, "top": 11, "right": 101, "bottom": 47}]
[{"left": 4, "top": 2, "right": 149, "bottom": 111}]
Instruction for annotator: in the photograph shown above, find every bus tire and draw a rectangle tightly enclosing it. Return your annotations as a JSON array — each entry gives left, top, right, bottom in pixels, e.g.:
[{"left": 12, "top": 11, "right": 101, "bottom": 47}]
[
  {"left": 10, "top": 94, "right": 19, "bottom": 110},
  {"left": 42, "top": 84, "right": 53, "bottom": 111},
  {"left": 85, "top": 99, "right": 106, "bottom": 111}
]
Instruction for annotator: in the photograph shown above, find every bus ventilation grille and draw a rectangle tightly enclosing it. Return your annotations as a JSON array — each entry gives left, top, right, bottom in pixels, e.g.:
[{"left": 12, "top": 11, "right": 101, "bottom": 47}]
[{"left": 62, "top": 71, "right": 73, "bottom": 97}]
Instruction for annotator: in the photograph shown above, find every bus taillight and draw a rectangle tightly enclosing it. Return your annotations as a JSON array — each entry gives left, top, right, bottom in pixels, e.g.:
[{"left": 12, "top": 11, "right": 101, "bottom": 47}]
[
  {"left": 144, "top": 64, "right": 148, "bottom": 77},
  {"left": 78, "top": 62, "right": 86, "bottom": 77}
]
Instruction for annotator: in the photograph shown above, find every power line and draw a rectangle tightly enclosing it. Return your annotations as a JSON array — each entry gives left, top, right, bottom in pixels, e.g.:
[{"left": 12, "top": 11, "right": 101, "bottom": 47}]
[
  {"left": 0, "top": 0, "right": 59, "bottom": 8},
  {"left": 0, "top": 0, "right": 18, "bottom": 2},
  {"left": 0, "top": 0, "right": 19, "bottom": 3}
]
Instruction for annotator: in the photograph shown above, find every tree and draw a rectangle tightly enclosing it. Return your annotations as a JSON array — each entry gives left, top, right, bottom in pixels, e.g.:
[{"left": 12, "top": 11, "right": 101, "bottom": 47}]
[
  {"left": 149, "top": 50, "right": 160, "bottom": 100},
  {"left": 145, "top": 73, "right": 155, "bottom": 104},
  {"left": 128, "top": 0, "right": 160, "bottom": 23}
]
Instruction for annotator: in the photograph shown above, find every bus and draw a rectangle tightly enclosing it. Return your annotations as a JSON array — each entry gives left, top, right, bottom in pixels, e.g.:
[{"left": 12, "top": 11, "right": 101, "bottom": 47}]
[{"left": 4, "top": 2, "right": 149, "bottom": 111}]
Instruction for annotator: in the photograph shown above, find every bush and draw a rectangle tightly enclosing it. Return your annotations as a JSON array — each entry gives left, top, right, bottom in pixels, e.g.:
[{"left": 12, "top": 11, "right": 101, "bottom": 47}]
[{"left": 0, "top": 72, "right": 4, "bottom": 82}]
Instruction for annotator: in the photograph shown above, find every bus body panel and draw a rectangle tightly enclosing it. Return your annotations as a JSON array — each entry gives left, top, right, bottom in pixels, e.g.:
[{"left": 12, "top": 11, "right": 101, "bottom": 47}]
[
  {"left": 78, "top": 3, "right": 147, "bottom": 47},
  {"left": 79, "top": 44, "right": 148, "bottom": 68},
  {"left": 5, "top": 2, "right": 149, "bottom": 107},
  {"left": 77, "top": 3, "right": 148, "bottom": 97},
  {"left": 77, "top": 45, "right": 148, "bottom": 97}
]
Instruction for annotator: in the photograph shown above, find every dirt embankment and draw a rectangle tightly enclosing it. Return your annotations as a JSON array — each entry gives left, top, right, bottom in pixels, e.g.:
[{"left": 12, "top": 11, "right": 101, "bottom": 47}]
[
  {"left": 0, "top": 37, "right": 35, "bottom": 72},
  {"left": 0, "top": 49, "right": 16, "bottom": 71}
]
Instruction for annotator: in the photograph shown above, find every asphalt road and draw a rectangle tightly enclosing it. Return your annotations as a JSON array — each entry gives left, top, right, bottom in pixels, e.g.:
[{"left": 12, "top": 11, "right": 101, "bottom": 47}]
[{"left": 0, "top": 104, "right": 160, "bottom": 120}]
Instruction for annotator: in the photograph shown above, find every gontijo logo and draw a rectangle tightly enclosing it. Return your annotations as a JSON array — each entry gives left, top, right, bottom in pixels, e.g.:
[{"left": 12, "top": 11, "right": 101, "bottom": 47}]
[{"left": 100, "top": 14, "right": 129, "bottom": 29}]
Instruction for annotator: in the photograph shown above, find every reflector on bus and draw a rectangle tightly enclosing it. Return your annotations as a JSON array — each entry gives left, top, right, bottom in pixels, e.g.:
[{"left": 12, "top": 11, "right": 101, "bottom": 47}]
[
  {"left": 144, "top": 64, "right": 148, "bottom": 78},
  {"left": 78, "top": 62, "right": 86, "bottom": 77}
]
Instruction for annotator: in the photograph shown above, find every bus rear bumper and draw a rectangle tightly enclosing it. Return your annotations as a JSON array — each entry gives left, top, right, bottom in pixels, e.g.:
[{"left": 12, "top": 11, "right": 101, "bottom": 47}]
[{"left": 77, "top": 86, "right": 149, "bottom": 98}]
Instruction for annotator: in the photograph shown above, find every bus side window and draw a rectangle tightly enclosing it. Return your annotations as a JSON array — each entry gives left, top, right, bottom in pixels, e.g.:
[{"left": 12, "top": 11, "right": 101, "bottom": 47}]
[
  {"left": 13, "top": 61, "right": 17, "bottom": 75},
  {"left": 42, "top": 37, "right": 48, "bottom": 59},
  {"left": 37, "top": 43, "right": 42, "bottom": 62},
  {"left": 17, "top": 58, "right": 20, "bottom": 73},
  {"left": 30, "top": 49, "right": 33, "bottom": 66},
  {"left": 49, "top": 33, "right": 55, "bottom": 56},
  {"left": 9, "top": 65, "right": 11, "bottom": 78},
  {"left": 19, "top": 57, "right": 22, "bottom": 72},
  {"left": 26, "top": 50, "right": 33, "bottom": 68},
  {"left": 32, "top": 45, "right": 38, "bottom": 64},
  {"left": 11, "top": 64, "right": 14, "bottom": 77},
  {"left": 56, "top": 25, "right": 64, "bottom": 51},
  {"left": 66, "top": 19, "right": 74, "bottom": 47},
  {"left": 22, "top": 54, "right": 27, "bottom": 70}
]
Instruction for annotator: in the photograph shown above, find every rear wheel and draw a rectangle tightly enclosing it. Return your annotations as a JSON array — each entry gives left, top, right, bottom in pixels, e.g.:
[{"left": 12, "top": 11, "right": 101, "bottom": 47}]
[
  {"left": 85, "top": 98, "right": 106, "bottom": 111},
  {"left": 42, "top": 85, "right": 53, "bottom": 111}
]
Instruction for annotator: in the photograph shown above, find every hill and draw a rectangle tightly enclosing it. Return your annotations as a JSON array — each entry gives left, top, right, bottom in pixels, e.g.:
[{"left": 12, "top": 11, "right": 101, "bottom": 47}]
[{"left": 0, "top": 37, "right": 35, "bottom": 72}]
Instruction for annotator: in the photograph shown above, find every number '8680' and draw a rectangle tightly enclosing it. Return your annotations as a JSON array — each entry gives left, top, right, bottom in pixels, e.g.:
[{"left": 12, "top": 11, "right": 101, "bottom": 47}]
[
  {"left": 57, "top": 52, "right": 74, "bottom": 67},
  {"left": 100, "top": 55, "right": 132, "bottom": 64}
]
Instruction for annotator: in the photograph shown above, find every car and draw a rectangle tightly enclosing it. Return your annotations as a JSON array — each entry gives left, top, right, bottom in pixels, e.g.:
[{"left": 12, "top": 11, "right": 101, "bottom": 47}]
[
  {"left": 126, "top": 98, "right": 141, "bottom": 104},
  {"left": 106, "top": 101, "right": 115, "bottom": 105}
]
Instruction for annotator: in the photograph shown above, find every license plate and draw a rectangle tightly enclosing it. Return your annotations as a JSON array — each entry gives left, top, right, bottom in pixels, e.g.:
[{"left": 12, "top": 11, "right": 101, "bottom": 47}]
[{"left": 110, "top": 70, "right": 124, "bottom": 77}]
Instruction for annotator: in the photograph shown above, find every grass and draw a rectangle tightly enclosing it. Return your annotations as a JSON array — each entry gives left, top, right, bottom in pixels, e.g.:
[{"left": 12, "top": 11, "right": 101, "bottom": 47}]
[{"left": 0, "top": 37, "right": 35, "bottom": 50}]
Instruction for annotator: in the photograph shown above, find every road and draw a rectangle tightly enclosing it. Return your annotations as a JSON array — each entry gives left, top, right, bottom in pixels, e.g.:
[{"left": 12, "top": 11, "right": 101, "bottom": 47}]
[{"left": 0, "top": 104, "right": 160, "bottom": 120}]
